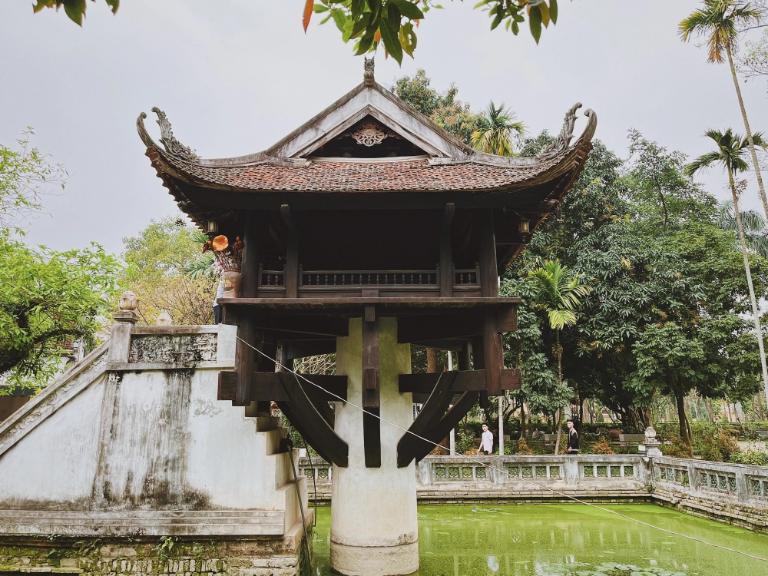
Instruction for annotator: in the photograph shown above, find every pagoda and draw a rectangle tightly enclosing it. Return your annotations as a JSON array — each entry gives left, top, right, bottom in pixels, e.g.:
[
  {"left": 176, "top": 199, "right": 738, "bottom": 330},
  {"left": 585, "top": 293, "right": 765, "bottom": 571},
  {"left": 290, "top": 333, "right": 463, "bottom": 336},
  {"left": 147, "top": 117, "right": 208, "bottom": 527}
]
[{"left": 138, "top": 59, "right": 596, "bottom": 575}]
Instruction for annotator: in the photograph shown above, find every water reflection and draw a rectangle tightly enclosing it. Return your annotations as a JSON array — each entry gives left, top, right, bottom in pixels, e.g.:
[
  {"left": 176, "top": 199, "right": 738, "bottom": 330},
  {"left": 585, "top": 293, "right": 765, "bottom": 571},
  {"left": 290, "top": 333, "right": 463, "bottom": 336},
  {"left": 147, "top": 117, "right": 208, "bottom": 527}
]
[{"left": 311, "top": 503, "right": 768, "bottom": 575}]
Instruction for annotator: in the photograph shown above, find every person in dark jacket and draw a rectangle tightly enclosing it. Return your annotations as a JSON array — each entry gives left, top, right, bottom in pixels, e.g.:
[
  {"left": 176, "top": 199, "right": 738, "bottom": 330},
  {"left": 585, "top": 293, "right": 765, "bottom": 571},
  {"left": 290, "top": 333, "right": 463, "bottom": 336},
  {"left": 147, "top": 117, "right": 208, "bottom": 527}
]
[{"left": 566, "top": 419, "right": 580, "bottom": 454}]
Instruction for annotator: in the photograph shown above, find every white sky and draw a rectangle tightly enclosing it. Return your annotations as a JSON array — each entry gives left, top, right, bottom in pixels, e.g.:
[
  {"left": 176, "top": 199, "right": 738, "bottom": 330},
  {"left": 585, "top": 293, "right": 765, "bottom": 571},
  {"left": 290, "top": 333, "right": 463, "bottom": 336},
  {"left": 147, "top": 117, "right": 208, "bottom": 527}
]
[{"left": 1, "top": 0, "right": 767, "bottom": 253}]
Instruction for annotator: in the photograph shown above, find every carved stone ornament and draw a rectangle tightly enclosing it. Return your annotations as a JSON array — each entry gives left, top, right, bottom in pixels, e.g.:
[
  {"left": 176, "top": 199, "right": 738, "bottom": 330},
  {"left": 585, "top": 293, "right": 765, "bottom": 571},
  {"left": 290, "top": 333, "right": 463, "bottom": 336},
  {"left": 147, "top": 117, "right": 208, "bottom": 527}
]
[
  {"left": 364, "top": 57, "right": 375, "bottom": 86},
  {"left": 542, "top": 103, "right": 582, "bottom": 155},
  {"left": 351, "top": 122, "right": 388, "bottom": 147},
  {"left": 118, "top": 291, "right": 138, "bottom": 311},
  {"left": 156, "top": 310, "right": 173, "bottom": 326},
  {"left": 151, "top": 107, "right": 199, "bottom": 162},
  {"left": 128, "top": 333, "right": 218, "bottom": 364}
]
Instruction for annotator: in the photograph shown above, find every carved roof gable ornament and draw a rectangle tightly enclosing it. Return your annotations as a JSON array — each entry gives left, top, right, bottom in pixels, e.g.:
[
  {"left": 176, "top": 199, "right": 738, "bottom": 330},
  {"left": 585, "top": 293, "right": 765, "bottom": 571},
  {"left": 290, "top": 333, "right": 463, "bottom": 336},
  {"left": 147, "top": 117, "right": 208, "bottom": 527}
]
[
  {"left": 351, "top": 121, "right": 388, "bottom": 147},
  {"left": 151, "top": 107, "right": 199, "bottom": 162},
  {"left": 364, "top": 57, "right": 375, "bottom": 87},
  {"left": 540, "top": 103, "right": 582, "bottom": 157}
]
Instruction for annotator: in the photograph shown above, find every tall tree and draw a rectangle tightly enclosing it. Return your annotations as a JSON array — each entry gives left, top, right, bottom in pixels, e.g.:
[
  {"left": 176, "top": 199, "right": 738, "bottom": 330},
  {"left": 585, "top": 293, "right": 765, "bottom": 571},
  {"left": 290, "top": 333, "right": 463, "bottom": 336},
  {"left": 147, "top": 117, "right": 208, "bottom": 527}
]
[
  {"left": 680, "top": 1, "right": 768, "bottom": 220},
  {"left": 393, "top": 70, "right": 482, "bottom": 145},
  {"left": 0, "top": 136, "right": 118, "bottom": 389},
  {"left": 120, "top": 218, "right": 217, "bottom": 326},
  {"left": 685, "top": 128, "right": 768, "bottom": 406},
  {"left": 527, "top": 260, "right": 588, "bottom": 453},
  {"left": 716, "top": 199, "right": 768, "bottom": 258},
  {"left": 470, "top": 102, "right": 525, "bottom": 157}
]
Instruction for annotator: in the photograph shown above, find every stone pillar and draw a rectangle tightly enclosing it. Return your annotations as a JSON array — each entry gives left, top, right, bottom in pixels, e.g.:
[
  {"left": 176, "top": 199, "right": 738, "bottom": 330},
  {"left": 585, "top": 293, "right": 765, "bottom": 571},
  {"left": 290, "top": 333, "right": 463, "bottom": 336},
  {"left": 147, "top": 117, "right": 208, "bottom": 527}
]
[{"left": 331, "top": 317, "right": 418, "bottom": 576}]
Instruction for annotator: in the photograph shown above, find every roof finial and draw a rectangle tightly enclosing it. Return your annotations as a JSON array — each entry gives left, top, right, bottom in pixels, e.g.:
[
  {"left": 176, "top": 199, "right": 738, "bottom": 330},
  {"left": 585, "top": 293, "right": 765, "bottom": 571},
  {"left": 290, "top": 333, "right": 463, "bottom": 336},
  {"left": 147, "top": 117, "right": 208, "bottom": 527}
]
[
  {"left": 150, "top": 107, "right": 199, "bottom": 162},
  {"left": 364, "top": 57, "right": 375, "bottom": 86}
]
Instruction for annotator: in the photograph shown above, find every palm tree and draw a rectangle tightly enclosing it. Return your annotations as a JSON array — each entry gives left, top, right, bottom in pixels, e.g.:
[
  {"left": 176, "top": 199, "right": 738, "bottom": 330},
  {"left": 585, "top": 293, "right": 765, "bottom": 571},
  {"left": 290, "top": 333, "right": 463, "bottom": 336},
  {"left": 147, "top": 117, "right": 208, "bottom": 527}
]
[
  {"left": 716, "top": 199, "right": 768, "bottom": 258},
  {"left": 470, "top": 102, "right": 525, "bottom": 157},
  {"left": 680, "top": 1, "right": 768, "bottom": 220},
  {"left": 685, "top": 128, "right": 768, "bottom": 406},
  {"left": 528, "top": 260, "right": 589, "bottom": 454}
]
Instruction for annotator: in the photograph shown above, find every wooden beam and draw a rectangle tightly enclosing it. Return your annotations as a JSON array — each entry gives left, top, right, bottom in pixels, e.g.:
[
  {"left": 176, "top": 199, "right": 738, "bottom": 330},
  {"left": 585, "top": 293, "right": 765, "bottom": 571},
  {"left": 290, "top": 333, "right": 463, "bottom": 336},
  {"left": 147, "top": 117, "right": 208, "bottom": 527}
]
[
  {"left": 440, "top": 203, "right": 455, "bottom": 296},
  {"left": 275, "top": 368, "right": 348, "bottom": 467},
  {"left": 397, "top": 313, "right": 483, "bottom": 344},
  {"left": 397, "top": 372, "right": 456, "bottom": 467},
  {"left": 280, "top": 204, "right": 299, "bottom": 298},
  {"left": 218, "top": 371, "right": 347, "bottom": 402},
  {"left": 399, "top": 369, "right": 520, "bottom": 394},
  {"left": 362, "top": 314, "right": 381, "bottom": 468},
  {"left": 399, "top": 390, "right": 479, "bottom": 466},
  {"left": 284, "top": 339, "right": 336, "bottom": 360}
]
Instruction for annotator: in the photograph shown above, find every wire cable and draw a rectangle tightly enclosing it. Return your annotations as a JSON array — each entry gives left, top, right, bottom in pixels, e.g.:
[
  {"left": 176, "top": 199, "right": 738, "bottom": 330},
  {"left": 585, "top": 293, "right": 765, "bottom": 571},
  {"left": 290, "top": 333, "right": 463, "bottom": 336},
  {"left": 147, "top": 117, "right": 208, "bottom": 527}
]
[{"left": 237, "top": 335, "right": 768, "bottom": 565}]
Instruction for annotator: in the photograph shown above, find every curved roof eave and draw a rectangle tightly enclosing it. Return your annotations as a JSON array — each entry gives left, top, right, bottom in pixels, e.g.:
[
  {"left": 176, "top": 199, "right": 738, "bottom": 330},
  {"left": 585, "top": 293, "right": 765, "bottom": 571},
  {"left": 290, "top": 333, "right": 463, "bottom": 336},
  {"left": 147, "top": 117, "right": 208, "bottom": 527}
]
[{"left": 136, "top": 103, "right": 597, "bottom": 195}]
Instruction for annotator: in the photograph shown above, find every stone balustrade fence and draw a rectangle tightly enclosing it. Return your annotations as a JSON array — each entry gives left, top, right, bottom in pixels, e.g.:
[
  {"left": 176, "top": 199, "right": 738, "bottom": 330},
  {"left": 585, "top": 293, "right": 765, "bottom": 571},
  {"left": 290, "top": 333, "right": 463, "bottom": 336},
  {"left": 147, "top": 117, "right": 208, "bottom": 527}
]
[{"left": 299, "top": 453, "right": 768, "bottom": 532}]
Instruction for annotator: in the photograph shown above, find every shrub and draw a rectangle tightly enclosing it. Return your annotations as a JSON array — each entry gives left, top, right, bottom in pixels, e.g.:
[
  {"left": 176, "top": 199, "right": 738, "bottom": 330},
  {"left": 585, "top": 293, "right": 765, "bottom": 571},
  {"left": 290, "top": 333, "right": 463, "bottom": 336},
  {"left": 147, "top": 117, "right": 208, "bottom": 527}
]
[
  {"left": 515, "top": 438, "right": 534, "bottom": 455},
  {"left": 730, "top": 450, "right": 768, "bottom": 466},
  {"left": 698, "top": 428, "right": 740, "bottom": 462},
  {"left": 588, "top": 437, "right": 614, "bottom": 455},
  {"left": 663, "top": 435, "right": 692, "bottom": 458}
]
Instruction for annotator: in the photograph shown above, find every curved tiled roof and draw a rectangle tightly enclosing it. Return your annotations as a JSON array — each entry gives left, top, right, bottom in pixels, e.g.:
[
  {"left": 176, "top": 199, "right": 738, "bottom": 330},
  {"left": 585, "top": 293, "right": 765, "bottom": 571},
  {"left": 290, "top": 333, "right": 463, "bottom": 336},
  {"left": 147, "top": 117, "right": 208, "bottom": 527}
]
[
  {"left": 137, "top": 82, "right": 596, "bottom": 197},
  {"left": 144, "top": 152, "right": 585, "bottom": 194}
]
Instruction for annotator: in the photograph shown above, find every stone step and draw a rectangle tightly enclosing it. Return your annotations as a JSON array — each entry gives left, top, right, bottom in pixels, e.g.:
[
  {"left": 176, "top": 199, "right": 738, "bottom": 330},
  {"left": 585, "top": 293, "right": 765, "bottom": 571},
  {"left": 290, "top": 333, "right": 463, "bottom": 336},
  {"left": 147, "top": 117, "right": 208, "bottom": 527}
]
[
  {"left": 254, "top": 415, "right": 280, "bottom": 432},
  {"left": 261, "top": 428, "right": 285, "bottom": 456}
]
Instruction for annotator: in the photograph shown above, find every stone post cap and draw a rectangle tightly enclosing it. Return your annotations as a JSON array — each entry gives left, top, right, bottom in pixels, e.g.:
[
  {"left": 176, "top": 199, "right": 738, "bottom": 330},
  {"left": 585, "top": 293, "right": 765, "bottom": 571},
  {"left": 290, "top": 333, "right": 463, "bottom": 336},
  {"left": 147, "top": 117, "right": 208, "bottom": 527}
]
[
  {"left": 114, "top": 291, "right": 138, "bottom": 324},
  {"left": 156, "top": 310, "right": 173, "bottom": 326}
]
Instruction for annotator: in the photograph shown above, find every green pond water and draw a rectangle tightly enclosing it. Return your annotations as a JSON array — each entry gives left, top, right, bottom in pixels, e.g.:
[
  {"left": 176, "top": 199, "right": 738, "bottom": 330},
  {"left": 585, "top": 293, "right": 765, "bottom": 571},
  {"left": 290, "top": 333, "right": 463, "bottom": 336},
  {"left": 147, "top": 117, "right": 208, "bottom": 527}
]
[{"left": 309, "top": 504, "right": 768, "bottom": 576}]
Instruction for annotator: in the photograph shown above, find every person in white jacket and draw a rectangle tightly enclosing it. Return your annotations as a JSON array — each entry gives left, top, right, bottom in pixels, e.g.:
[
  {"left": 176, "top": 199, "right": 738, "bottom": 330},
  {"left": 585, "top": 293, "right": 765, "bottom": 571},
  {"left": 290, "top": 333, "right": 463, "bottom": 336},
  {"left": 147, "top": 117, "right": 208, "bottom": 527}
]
[{"left": 479, "top": 424, "right": 493, "bottom": 455}]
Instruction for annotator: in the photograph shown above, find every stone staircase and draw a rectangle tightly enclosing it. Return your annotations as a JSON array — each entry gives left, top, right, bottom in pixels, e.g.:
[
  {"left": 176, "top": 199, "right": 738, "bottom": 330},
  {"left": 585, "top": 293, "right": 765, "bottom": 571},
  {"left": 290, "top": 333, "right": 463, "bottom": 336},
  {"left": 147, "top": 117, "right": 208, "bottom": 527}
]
[{"left": 0, "top": 323, "right": 309, "bottom": 539}]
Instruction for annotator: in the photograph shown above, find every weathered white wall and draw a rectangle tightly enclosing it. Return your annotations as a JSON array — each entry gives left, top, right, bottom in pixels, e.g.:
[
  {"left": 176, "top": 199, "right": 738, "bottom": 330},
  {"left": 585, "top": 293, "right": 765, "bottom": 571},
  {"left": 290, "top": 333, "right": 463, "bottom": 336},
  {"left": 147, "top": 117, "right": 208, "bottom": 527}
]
[
  {"left": 0, "top": 379, "right": 105, "bottom": 505},
  {"left": 0, "top": 324, "right": 306, "bottom": 538}
]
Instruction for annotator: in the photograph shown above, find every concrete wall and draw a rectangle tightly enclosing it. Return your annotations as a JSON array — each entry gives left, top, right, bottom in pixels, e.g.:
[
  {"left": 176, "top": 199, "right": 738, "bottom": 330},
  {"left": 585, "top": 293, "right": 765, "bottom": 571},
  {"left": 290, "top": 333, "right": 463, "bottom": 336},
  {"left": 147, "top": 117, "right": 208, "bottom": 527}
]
[{"left": 0, "top": 324, "right": 307, "bottom": 540}]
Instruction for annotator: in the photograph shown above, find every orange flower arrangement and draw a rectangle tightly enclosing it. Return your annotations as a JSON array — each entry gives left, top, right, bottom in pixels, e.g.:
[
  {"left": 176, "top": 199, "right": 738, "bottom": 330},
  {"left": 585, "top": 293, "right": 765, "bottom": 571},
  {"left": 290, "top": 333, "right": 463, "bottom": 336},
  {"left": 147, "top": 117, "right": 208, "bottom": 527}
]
[{"left": 203, "top": 234, "right": 243, "bottom": 272}]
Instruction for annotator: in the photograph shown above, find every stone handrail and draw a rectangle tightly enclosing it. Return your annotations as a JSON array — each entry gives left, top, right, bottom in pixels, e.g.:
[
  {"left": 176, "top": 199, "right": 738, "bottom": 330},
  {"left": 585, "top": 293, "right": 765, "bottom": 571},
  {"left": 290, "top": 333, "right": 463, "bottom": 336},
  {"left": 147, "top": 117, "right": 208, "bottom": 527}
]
[{"left": 299, "top": 454, "right": 768, "bottom": 530}]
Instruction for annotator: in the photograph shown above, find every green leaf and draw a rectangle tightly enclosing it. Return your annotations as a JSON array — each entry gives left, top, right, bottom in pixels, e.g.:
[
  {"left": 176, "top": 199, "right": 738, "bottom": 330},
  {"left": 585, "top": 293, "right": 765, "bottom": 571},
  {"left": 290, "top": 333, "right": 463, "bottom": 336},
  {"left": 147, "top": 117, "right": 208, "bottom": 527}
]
[
  {"left": 105, "top": 0, "right": 119, "bottom": 14},
  {"left": 331, "top": 8, "right": 348, "bottom": 33},
  {"left": 379, "top": 18, "right": 403, "bottom": 63},
  {"left": 350, "top": 12, "right": 372, "bottom": 38},
  {"left": 355, "top": 28, "right": 376, "bottom": 54},
  {"left": 391, "top": 0, "right": 424, "bottom": 20},
  {"left": 63, "top": 0, "right": 86, "bottom": 26},
  {"left": 490, "top": 9, "right": 504, "bottom": 30},
  {"left": 549, "top": 0, "right": 558, "bottom": 24},
  {"left": 528, "top": 5, "right": 542, "bottom": 43},
  {"left": 313, "top": 4, "right": 330, "bottom": 12}
]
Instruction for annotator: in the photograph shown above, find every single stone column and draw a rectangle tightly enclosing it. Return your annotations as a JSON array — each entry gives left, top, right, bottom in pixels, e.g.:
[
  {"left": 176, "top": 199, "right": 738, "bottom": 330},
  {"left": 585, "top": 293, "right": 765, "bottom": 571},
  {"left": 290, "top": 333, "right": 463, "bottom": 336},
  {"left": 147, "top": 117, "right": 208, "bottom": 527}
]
[{"left": 331, "top": 317, "right": 418, "bottom": 576}]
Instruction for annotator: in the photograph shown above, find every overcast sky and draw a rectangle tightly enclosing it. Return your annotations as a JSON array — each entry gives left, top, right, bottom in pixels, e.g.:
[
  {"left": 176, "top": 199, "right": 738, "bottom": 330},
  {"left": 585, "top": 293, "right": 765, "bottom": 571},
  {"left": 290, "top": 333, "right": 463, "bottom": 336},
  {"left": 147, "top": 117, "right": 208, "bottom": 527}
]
[{"left": 1, "top": 0, "right": 767, "bottom": 254}]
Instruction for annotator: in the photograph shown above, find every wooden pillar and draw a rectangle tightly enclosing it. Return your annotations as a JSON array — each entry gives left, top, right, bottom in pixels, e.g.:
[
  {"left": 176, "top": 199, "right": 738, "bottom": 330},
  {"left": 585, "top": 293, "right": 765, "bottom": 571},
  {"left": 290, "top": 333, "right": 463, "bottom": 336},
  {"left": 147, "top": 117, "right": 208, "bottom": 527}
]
[
  {"left": 240, "top": 212, "right": 260, "bottom": 297},
  {"left": 280, "top": 204, "right": 299, "bottom": 298},
  {"left": 477, "top": 210, "right": 502, "bottom": 395},
  {"left": 477, "top": 209, "right": 499, "bottom": 297},
  {"left": 440, "top": 203, "right": 455, "bottom": 296}
]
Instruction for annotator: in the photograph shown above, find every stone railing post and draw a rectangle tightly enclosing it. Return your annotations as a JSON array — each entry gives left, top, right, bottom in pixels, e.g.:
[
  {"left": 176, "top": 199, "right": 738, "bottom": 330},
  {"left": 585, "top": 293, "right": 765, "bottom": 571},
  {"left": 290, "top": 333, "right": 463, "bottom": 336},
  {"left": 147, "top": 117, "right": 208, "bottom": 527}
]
[
  {"left": 734, "top": 466, "right": 749, "bottom": 501},
  {"left": 417, "top": 460, "right": 432, "bottom": 487},
  {"left": 108, "top": 291, "right": 138, "bottom": 365},
  {"left": 563, "top": 456, "right": 579, "bottom": 486}
]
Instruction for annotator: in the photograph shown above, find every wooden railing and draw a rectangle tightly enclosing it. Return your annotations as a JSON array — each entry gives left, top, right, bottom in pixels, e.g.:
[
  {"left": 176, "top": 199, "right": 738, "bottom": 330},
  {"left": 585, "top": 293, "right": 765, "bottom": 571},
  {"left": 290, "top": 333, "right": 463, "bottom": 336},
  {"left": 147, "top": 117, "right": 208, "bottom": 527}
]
[
  {"left": 302, "top": 269, "right": 438, "bottom": 288},
  {"left": 257, "top": 266, "right": 481, "bottom": 291}
]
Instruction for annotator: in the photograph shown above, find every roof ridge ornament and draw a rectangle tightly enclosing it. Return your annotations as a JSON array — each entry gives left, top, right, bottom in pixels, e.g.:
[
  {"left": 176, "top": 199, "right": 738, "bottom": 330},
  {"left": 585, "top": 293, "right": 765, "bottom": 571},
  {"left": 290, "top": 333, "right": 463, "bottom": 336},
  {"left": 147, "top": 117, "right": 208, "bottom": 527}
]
[
  {"left": 363, "top": 57, "right": 375, "bottom": 87},
  {"left": 541, "top": 102, "right": 582, "bottom": 156},
  {"left": 151, "top": 107, "right": 199, "bottom": 162}
]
